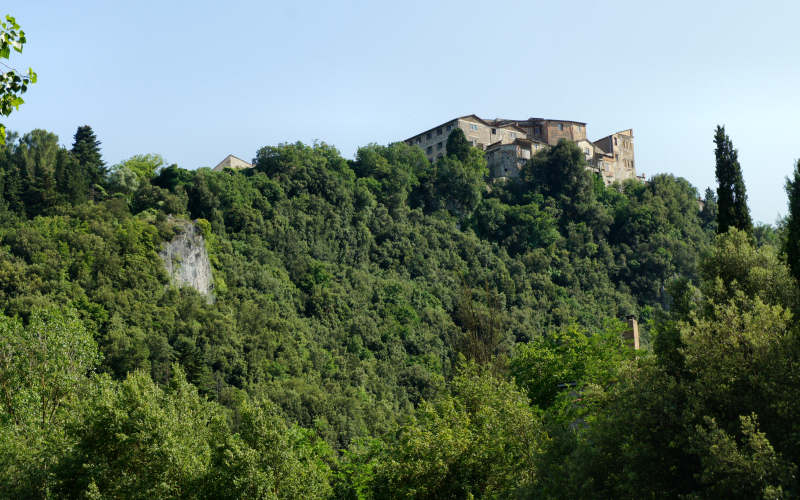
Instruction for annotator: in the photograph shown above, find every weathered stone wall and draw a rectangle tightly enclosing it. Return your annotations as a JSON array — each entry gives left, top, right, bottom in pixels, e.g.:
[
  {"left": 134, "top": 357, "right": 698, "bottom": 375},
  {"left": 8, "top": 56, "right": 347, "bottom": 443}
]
[
  {"left": 159, "top": 221, "right": 214, "bottom": 303},
  {"left": 404, "top": 115, "right": 638, "bottom": 184},
  {"left": 405, "top": 117, "right": 523, "bottom": 163},
  {"left": 486, "top": 143, "right": 530, "bottom": 178},
  {"left": 543, "top": 120, "right": 586, "bottom": 145}
]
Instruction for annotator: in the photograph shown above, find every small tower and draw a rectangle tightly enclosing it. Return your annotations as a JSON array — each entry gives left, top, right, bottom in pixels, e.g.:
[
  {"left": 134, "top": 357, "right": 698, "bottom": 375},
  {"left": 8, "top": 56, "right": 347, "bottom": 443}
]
[{"left": 623, "top": 315, "right": 640, "bottom": 350}]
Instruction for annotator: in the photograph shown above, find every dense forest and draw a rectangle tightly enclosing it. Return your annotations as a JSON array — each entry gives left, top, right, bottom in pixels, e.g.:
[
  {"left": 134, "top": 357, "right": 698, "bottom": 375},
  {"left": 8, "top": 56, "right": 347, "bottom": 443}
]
[{"left": 1, "top": 115, "right": 799, "bottom": 499}]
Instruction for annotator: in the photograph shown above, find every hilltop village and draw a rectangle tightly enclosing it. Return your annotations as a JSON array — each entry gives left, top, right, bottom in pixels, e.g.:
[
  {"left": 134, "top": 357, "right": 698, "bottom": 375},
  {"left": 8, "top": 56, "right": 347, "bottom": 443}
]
[
  {"left": 213, "top": 115, "right": 643, "bottom": 187},
  {"left": 404, "top": 115, "right": 643, "bottom": 185}
]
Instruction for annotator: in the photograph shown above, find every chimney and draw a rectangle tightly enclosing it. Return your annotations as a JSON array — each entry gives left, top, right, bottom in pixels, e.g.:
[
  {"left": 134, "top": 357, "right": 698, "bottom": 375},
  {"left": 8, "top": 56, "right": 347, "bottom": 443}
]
[{"left": 623, "top": 315, "right": 640, "bottom": 350}]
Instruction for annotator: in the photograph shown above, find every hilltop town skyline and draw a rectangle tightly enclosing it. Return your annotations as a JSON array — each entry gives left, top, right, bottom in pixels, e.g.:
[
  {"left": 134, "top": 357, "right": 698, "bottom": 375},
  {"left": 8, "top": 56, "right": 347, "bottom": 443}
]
[{"left": 4, "top": 1, "right": 797, "bottom": 224}]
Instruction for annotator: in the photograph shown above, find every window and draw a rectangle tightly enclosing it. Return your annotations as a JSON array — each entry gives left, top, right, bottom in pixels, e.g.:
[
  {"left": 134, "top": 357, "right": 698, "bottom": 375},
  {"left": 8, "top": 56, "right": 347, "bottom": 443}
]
[
  {"left": 585, "top": 148, "right": 590, "bottom": 156},
  {"left": 558, "top": 123, "right": 564, "bottom": 131},
  {"left": 437, "top": 142, "right": 443, "bottom": 150},
  {"left": 470, "top": 124, "right": 478, "bottom": 131},
  {"left": 437, "top": 128, "right": 442, "bottom": 136},
  {"left": 447, "top": 124, "right": 453, "bottom": 131},
  {"left": 426, "top": 132, "right": 432, "bottom": 140},
  {"left": 613, "top": 137, "right": 618, "bottom": 146},
  {"left": 534, "top": 126, "right": 541, "bottom": 135},
  {"left": 426, "top": 146, "right": 432, "bottom": 154},
  {"left": 491, "top": 128, "right": 497, "bottom": 134}
]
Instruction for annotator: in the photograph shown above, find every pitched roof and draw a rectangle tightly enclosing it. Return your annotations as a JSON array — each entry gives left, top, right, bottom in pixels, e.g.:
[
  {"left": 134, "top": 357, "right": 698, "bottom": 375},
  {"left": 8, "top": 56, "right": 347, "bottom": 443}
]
[
  {"left": 213, "top": 154, "right": 253, "bottom": 171},
  {"left": 404, "top": 114, "right": 490, "bottom": 142}
]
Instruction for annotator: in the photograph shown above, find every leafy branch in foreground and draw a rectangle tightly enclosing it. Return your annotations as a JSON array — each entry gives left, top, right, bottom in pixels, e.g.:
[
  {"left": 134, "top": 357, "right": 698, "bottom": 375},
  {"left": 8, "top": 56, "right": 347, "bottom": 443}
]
[{"left": 0, "top": 14, "right": 37, "bottom": 144}]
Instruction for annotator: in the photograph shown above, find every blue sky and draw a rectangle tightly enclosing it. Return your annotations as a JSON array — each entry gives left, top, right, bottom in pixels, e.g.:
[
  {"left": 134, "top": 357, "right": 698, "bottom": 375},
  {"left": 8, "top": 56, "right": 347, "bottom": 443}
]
[{"left": 4, "top": 0, "right": 799, "bottom": 223}]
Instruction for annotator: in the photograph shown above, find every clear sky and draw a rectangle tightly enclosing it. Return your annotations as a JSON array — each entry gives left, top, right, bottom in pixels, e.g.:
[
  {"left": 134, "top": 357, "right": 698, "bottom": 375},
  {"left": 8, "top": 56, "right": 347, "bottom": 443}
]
[{"left": 4, "top": 0, "right": 799, "bottom": 223}]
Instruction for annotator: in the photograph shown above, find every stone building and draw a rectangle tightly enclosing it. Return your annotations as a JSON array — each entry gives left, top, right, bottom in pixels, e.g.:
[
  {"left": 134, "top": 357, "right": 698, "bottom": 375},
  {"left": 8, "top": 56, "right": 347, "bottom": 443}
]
[
  {"left": 487, "top": 118, "right": 588, "bottom": 146},
  {"left": 404, "top": 115, "right": 642, "bottom": 185},
  {"left": 485, "top": 138, "right": 545, "bottom": 178},
  {"left": 592, "top": 129, "right": 638, "bottom": 184},
  {"left": 212, "top": 154, "right": 252, "bottom": 172},
  {"left": 403, "top": 115, "right": 526, "bottom": 164}
]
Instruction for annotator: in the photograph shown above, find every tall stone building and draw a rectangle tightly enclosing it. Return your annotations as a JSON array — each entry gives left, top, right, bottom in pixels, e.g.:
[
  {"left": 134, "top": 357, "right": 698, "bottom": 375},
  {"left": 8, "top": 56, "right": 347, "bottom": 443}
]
[
  {"left": 403, "top": 115, "right": 530, "bottom": 163},
  {"left": 403, "top": 115, "right": 642, "bottom": 185}
]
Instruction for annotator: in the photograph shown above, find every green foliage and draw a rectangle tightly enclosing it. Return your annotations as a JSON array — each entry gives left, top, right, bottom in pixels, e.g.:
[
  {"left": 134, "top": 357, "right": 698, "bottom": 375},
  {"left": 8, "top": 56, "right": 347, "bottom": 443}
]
[
  {"left": 0, "top": 123, "right": 790, "bottom": 497},
  {"left": 0, "top": 306, "right": 100, "bottom": 497},
  {"left": 523, "top": 139, "right": 595, "bottom": 221},
  {"left": 363, "top": 363, "right": 545, "bottom": 499},
  {"left": 549, "top": 231, "right": 800, "bottom": 498},
  {"left": 112, "top": 154, "right": 166, "bottom": 185},
  {"left": 445, "top": 127, "right": 470, "bottom": 162},
  {"left": 714, "top": 125, "right": 753, "bottom": 235},
  {"left": 417, "top": 147, "right": 488, "bottom": 218},
  {"left": 353, "top": 142, "right": 422, "bottom": 212},
  {"left": 700, "top": 228, "right": 797, "bottom": 310},
  {"left": 72, "top": 125, "right": 107, "bottom": 199},
  {"left": 0, "top": 307, "right": 100, "bottom": 428},
  {"left": 0, "top": 14, "right": 36, "bottom": 144},
  {"left": 55, "top": 368, "right": 220, "bottom": 498},
  {"left": 510, "top": 324, "right": 630, "bottom": 409},
  {"left": 700, "top": 186, "right": 719, "bottom": 232},
  {"left": 784, "top": 159, "right": 800, "bottom": 283},
  {"left": 206, "top": 398, "right": 333, "bottom": 499}
]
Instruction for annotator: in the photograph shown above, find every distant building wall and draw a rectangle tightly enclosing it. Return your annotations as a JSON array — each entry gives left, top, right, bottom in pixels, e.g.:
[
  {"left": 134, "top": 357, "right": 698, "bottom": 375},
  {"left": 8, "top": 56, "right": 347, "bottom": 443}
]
[
  {"left": 213, "top": 154, "right": 252, "bottom": 171},
  {"left": 403, "top": 115, "right": 640, "bottom": 184},
  {"left": 592, "top": 129, "right": 636, "bottom": 185},
  {"left": 485, "top": 140, "right": 536, "bottom": 178},
  {"left": 404, "top": 115, "right": 525, "bottom": 163}
]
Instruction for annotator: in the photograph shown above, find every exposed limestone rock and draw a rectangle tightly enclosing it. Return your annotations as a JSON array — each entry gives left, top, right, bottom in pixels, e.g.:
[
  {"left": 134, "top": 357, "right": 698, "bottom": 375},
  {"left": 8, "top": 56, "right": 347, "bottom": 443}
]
[{"left": 159, "top": 220, "right": 214, "bottom": 303}]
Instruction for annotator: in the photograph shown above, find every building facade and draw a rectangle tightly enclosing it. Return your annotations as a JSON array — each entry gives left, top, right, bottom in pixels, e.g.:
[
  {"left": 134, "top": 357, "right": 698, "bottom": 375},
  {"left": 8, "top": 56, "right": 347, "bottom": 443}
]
[
  {"left": 404, "top": 115, "right": 527, "bottom": 164},
  {"left": 403, "top": 115, "right": 642, "bottom": 185}
]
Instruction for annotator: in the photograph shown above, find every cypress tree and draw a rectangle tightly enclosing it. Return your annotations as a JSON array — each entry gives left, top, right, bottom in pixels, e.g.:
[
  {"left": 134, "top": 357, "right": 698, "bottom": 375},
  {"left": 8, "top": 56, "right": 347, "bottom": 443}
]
[
  {"left": 446, "top": 128, "right": 471, "bottom": 162},
  {"left": 714, "top": 125, "right": 752, "bottom": 234},
  {"left": 71, "top": 125, "right": 106, "bottom": 199},
  {"left": 699, "top": 187, "right": 718, "bottom": 232},
  {"left": 785, "top": 159, "right": 800, "bottom": 282}
]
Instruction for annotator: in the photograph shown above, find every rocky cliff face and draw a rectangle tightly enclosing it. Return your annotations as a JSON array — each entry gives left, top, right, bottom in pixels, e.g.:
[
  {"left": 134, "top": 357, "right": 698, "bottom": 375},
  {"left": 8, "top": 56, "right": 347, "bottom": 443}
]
[{"left": 159, "top": 221, "right": 214, "bottom": 302}]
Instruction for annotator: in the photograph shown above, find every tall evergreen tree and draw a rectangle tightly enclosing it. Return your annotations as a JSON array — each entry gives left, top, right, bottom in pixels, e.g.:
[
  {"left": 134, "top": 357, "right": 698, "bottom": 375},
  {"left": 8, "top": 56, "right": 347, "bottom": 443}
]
[
  {"left": 71, "top": 125, "right": 106, "bottom": 199},
  {"left": 446, "top": 128, "right": 470, "bottom": 162},
  {"left": 784, "top": 159, "right": 800, "bottom": 282},
  {"left": 523, "top": 139, "right": 595, "bottom": 221},
  {"left": 714, "top": 125, "right": 752, "bottom": 234},
  {"left": 700, "top": 187, "right": 718, "bottom": 232}
]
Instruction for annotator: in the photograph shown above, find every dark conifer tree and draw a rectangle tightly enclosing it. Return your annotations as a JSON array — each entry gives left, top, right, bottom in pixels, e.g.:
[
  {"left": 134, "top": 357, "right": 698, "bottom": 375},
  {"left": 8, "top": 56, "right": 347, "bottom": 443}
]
[
  {"left": 446, "top": 128, "right": 470, "bottom": 162},
  {"left": 714, "top": 125, "right": 752, "bottom": 234},
  {"left": 71, "top": 125, "right": 106, "bottom": 199},
  {"left": 785, "top": 159, "right": 800, "bottom": 282},
  {"left": 699, "top": 187, "right": 718, "bottom": 232}
]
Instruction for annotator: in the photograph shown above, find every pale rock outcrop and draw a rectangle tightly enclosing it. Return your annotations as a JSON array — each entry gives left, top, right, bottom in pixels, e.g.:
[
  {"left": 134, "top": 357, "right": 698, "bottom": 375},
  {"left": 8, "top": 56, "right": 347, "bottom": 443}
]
[{"left": 159, "top": 221, "right": 214, "bottom": 303}]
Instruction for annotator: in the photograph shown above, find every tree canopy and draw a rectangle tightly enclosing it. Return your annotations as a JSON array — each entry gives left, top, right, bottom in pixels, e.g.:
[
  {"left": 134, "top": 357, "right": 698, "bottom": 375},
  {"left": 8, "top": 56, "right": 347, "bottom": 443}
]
[
  {"left": 0, "top": 112, "right": 796, "bottom": 498},
  {"left": 714, "top": 125, "right": 753, "bottom": 235}
]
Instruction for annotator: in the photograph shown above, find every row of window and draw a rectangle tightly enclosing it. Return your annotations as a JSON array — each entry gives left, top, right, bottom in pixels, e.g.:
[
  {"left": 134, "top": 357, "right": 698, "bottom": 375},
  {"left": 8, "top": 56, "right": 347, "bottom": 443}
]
[
  {"left": 425, "top": 141, "right": 445, "bottom": 154},
  {"left": 419, "top": 123, "right": 456, "bottom": 142}
]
